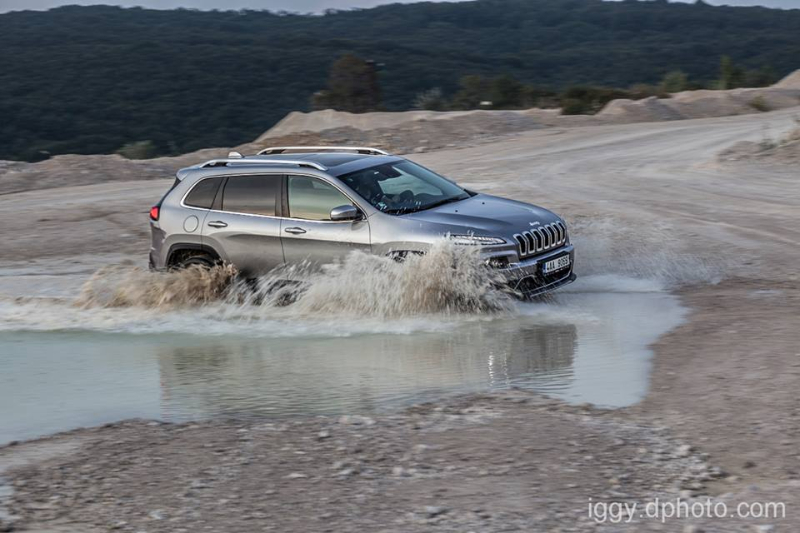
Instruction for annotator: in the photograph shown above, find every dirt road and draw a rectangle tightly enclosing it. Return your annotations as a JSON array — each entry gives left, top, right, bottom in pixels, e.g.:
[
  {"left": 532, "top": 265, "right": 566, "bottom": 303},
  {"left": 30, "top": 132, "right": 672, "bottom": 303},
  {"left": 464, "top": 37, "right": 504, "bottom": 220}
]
[{"left": 1, "top": 108, "right": 799, "bottom": 532}]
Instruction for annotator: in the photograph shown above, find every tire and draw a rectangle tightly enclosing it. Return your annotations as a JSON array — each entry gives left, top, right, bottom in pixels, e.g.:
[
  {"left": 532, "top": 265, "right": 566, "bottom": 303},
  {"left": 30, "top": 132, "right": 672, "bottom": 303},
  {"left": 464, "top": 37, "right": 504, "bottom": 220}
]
[{"left": 173, "top": 252, "right": 217, "bottom": 271}]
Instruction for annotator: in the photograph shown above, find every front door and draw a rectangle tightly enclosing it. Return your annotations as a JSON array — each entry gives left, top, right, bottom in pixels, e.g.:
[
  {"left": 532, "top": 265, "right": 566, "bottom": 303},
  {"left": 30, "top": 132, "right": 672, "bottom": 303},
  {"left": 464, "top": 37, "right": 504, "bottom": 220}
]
[
  {"left": 201, "top": 174, "right": 284, "bottom": 276},
  {"left": 280, "top": 175, "right": 370, "bottom": 267}
]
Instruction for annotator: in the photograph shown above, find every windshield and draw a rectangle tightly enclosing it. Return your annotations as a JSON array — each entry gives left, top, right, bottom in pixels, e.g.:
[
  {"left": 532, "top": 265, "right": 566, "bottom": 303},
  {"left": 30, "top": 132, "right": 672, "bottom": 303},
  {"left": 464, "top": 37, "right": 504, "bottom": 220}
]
[{"left": 339, "top": 160, "right": 470, "bottom": 214}]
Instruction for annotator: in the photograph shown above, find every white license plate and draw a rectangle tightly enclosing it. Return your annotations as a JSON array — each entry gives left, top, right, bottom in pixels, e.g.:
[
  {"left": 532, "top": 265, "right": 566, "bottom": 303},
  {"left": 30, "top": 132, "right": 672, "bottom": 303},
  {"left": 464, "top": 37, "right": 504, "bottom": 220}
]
[{"left": 543, "top": 255, "right": 570, "bottom": 274}]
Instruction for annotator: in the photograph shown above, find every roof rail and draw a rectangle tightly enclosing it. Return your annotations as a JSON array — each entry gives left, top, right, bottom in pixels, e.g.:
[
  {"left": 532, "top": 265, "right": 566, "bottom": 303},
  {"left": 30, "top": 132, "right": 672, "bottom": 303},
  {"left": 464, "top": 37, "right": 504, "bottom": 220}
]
[
  {"left": 200, "top": 158, "right": 327, "bottom": 171},
  {"left": 257, "top": 146, "right": 390, "bottom": 156}
]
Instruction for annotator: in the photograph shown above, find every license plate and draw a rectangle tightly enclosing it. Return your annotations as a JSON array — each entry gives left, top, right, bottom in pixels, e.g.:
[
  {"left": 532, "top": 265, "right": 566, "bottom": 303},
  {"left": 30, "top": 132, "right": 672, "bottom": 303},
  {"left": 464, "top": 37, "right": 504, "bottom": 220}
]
[{"left": 542, "top": 255, "right": 570, "bottom": 274}]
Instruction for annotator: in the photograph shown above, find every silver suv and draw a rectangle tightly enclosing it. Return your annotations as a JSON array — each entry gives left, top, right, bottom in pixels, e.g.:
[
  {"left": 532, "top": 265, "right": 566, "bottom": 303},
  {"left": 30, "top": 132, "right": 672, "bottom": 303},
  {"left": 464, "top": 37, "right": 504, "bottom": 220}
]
[{"left": 149, "top": 147, "right": 575, "bottom": 297}]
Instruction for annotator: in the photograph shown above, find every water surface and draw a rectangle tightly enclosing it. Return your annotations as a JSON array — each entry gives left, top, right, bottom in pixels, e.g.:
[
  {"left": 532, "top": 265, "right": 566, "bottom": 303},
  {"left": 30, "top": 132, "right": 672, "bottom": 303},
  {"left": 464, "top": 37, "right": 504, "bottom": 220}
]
[{"left": 0, "top": 281, "right": 685, "bottom": 445}]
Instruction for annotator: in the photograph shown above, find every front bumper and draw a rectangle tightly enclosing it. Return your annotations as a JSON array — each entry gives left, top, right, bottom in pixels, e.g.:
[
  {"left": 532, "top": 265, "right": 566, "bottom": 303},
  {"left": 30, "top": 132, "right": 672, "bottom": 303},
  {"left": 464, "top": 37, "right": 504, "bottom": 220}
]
[{"left": 496, "top": 244, "right": 576, "bottom": 298}]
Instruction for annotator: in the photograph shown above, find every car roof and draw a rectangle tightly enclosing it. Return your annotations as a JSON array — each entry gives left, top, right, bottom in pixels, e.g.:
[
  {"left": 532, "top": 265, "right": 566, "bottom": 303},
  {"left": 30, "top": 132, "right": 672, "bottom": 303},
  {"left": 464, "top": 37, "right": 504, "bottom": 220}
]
[
  {"left": 178, "top": 152, "right": 404, "bottom": 182},
  {"left": 250, "top": 152, "right": 397, "bottom": 175}
]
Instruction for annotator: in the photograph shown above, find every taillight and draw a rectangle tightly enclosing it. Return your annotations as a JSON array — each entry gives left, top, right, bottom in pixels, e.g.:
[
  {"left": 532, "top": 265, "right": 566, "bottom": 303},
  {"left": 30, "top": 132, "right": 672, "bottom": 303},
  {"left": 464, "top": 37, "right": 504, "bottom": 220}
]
[{"left": 149, "top": 206, "right": 160, "bottom": 221}]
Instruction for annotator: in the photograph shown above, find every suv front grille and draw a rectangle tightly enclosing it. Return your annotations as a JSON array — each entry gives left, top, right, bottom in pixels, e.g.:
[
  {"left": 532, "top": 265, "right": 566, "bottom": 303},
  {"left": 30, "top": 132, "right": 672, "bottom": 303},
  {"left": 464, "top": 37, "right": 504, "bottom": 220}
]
[{"left": 513, "top": 221, "right": 567, "bottom": 258}]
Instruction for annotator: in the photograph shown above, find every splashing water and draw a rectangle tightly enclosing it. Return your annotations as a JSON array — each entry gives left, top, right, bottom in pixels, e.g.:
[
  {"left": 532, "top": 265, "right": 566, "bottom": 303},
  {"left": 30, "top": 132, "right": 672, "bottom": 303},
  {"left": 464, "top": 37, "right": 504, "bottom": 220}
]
[
  {"left": 76, "top": 241, "right": 513, "bottom": 318},
  {"left": 76, "top": 264, "right": 238, "bottom": 309}
]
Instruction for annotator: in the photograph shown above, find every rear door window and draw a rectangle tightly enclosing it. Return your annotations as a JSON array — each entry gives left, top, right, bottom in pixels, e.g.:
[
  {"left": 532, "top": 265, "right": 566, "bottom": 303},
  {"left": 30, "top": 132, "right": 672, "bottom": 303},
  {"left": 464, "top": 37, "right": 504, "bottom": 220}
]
[
  {"left": 221, "top": 175, "right": 281, "bottom": 216},
  {"left": 184, "top": 177, "right": 223, "bottom": 209}
]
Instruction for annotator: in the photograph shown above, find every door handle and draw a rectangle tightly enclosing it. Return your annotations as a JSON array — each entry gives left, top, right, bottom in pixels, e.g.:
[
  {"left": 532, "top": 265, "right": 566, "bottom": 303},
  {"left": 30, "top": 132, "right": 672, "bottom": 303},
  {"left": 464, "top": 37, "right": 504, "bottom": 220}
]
[
  {"left": 284, "top": 227, "right": 307, "bottom": 235},
  {"left": 207, "top": 221, "right": 228, "bottom": 228}
]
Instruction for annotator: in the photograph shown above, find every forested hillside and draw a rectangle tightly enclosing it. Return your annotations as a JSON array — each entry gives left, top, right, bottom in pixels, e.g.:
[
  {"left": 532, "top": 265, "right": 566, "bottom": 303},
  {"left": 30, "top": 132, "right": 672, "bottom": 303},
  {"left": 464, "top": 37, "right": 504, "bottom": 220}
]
[{"left": 1, "top": 0, "right": 799, "bottom": 161}]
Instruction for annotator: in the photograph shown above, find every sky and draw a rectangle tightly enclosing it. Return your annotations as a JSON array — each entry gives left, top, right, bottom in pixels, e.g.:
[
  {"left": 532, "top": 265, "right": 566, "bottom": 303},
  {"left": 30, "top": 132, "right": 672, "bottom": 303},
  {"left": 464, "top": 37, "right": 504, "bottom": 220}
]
[{"left": 1, "top": 0, "right": 799, "bottom": 13}]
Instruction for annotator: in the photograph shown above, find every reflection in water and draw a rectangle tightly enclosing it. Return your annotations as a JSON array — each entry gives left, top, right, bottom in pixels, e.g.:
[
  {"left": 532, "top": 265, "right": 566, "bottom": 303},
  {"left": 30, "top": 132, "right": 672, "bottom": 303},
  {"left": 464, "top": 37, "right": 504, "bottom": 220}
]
[
  {"left": 0, "top": 289, "right": 686, "bottom": 445},
  {"left": 156, "top": 324, "right": 577, "bottom": 420}
]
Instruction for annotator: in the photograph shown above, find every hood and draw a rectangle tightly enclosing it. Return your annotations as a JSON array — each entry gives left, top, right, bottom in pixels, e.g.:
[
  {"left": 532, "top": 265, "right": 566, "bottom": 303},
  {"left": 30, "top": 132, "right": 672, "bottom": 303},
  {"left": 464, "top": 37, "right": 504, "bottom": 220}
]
[{"left": 401, "top": 194, "right": 560, "bottom": 237}]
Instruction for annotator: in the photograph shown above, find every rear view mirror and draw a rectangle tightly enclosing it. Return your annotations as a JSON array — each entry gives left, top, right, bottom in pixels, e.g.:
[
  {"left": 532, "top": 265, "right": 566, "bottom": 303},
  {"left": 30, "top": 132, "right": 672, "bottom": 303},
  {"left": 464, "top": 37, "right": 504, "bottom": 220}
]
[{"left": 330, "top": 204, "right": 360, "bottom": 221}]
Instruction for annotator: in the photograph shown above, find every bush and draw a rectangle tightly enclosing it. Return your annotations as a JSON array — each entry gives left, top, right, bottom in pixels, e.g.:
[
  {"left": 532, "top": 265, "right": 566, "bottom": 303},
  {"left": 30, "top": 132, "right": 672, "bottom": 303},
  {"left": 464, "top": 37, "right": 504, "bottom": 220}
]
[
  {"left": 748, "top": 96, "right": 770, "bottom": 112},
  {"left": 660, "top": 70, "right": 688, "bottom": 93},
  {"left": 116, "top": 140, "right": 157, "bottom": 160},
  {"left": 559, "top": 86, "right": 633, "bottom": 115}
]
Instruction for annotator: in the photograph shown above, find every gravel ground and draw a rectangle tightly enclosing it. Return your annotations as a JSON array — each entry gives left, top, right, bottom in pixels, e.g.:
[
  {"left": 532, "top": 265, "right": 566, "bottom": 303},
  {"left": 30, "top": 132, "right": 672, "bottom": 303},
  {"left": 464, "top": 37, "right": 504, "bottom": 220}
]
[
  {"left": 1, "top": 107, "right": 799, "bottom": 532},
  {"left": 2, "top": 394, "right": 722, "bottom": 533}
]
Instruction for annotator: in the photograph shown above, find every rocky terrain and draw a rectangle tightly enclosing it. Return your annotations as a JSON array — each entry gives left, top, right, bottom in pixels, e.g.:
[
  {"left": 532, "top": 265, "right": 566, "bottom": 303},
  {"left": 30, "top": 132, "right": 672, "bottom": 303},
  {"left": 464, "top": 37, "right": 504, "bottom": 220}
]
[
  {"left": 1, "top": 83, "right": 799, "bottom": 532},
  {"left": 2, "top": 394, "right": 729, "bottom": 533}
]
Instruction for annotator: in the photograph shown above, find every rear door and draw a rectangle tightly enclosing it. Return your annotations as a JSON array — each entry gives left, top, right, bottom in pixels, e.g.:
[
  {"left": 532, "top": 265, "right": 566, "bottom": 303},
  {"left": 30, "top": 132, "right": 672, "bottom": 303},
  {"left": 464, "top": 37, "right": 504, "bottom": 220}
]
[
  {"left": 201, "top": 174, "right": 284, "bottom": 276},
  {"left": 280, "top": 175, "right": 370, "bottom": 266}
]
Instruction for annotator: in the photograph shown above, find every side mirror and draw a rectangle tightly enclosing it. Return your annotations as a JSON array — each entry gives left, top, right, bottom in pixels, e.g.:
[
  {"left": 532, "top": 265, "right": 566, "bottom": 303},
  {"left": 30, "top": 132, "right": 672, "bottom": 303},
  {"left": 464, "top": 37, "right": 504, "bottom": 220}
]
[{"left": 330, "top": 204, "right": 361, "bottom": 221}]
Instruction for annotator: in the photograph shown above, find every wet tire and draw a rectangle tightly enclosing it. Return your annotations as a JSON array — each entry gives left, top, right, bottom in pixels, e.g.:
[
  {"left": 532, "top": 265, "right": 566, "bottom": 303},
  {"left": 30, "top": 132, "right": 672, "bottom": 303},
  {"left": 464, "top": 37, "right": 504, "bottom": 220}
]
[{"left": 175, "top": 253, "right": 217, "bottom": 270}]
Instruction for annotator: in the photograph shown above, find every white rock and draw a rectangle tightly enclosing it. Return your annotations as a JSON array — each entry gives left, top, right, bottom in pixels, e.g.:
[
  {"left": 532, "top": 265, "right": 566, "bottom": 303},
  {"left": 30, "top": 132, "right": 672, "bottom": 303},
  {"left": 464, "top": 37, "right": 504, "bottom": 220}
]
[
  {"left": 424, "top": 506, "right": 448, "bottom": 517},
  {"left": 677, "top": 444, "right": 693, "bottom": 457},
  {"left": 753, "top": 526, "right": 775, "bottom": 533}
]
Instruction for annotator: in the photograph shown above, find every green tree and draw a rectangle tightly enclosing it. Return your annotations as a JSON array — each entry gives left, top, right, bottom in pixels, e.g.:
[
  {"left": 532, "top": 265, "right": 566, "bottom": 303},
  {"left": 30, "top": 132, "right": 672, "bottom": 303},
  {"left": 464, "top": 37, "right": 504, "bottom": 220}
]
[
  {"left": 660, "top": 70, "right": 688, "bottom": 93},
  {"left": 311, "top": 55, "right": 382, "bottom": 113},
  {"left": 744, "top": 66, "right": 778, "bottom": 88},
  {"left": 490, "top": 75, "right": 524, "bottom": 108},
  {"left": 450, "top": 75, "right": 490, "bottom": 110},
  {"left": 718, "top": 56, "right": 745, "bottom": 90}
]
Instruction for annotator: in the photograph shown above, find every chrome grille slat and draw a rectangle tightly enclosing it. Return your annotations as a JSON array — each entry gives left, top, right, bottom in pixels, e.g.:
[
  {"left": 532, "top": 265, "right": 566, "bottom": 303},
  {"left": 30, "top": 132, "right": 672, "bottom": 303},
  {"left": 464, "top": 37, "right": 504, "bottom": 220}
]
[
  {"left": 514, "top": 222, "right": 568, "bottom": 259},
  {"left": 525, "top": 232, "right": 536, "bottom": 253},
  {"left": 545, "top": 226, "right": 555, "bottom": 248},
  {"left": 514, "top": 234, "right": 527, "bottom": 256}
]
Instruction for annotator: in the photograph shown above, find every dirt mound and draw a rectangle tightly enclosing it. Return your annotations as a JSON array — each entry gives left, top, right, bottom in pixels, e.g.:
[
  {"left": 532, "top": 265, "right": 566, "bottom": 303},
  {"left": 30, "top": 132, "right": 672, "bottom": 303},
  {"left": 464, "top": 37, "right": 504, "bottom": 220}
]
[
  {"left": 255, "top": 111, "right": 544, "bottom": 156},
  {"left": 0, "top": 146, "right": 259, "bottom": 195},
  {"left": 597, "top": 96, "right": 685, "bottom": 122},
  {"left": 0, "top": 154, "right": 167, "bottom": 195},
  {"left": 260, "top": 109, "right": 538, "bottom": 138},
  {"left": 773, "top": 69, "right": 800, "bottom": 89},
  {"left": 598, "top": 86, "right": 800, "bottom": 123}
]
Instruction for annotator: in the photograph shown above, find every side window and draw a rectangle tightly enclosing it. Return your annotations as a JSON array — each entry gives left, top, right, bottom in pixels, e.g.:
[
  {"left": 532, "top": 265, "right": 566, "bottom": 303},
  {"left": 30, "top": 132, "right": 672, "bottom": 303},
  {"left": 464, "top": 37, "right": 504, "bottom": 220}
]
[
  {"left": 221, "top": 175, "right": 280, "bottom": 216},
  {"left": 184, "top": 177, "right": 223, "bottom": 209},
  {"left": 287, "top": 176, "right": 352, "bottom": 221}
]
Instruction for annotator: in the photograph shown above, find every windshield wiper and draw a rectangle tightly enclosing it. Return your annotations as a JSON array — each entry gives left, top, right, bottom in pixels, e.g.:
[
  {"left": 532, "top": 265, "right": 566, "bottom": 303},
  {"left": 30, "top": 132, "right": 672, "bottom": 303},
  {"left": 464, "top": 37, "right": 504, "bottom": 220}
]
[{"left": 402, "top": 194, "right": 468, "bottom": 214}]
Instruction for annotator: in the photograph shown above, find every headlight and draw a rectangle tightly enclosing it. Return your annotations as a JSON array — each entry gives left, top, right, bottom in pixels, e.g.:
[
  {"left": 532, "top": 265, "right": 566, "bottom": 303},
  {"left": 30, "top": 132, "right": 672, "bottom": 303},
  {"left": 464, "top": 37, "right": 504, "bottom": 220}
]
[{"left": 449, "top": 235, "right": 506, "bottom": 246}]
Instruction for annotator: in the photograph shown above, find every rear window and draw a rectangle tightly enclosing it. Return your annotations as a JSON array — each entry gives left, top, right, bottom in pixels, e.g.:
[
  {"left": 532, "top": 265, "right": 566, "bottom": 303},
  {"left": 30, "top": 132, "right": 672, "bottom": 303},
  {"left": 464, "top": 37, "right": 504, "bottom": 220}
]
[
  {"left": 184, "top": 177, "right": 223, "bottom": 209},
  {"left": 221, "top": 175, "right": 280, "bottom": 216}
]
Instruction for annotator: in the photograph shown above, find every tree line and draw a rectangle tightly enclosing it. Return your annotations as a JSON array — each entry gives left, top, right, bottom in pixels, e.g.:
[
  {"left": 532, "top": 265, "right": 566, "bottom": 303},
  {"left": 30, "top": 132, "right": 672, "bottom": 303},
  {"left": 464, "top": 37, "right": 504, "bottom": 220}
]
[{"left": 0, "top": 1, "right": 798, "bottom": 161}]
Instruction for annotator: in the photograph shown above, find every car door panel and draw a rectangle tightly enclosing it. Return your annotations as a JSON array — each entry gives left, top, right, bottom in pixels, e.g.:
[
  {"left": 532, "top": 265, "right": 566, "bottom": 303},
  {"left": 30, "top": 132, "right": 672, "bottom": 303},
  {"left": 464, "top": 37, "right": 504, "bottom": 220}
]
[
  {"left": 203, "top": 212, "right": 284, "bottom": 275},
  {"left": 281, "top": 219, "right": 370, "bottom": 266},
  {"left": 280, "top": 175, "right": 371, "bottom": 266},
  {"left": 201, "top": 174, "right": 284, "bottom": 276}
]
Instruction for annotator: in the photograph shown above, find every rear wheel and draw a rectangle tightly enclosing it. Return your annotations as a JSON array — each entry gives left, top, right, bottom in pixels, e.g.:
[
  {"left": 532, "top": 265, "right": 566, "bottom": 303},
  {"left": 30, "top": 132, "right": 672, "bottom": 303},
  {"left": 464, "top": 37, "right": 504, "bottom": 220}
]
[{"left": 171, "top": 251, "right": 218, "bottom": 271}]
